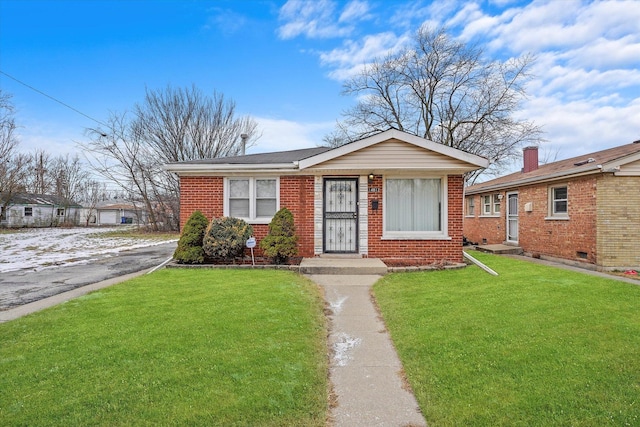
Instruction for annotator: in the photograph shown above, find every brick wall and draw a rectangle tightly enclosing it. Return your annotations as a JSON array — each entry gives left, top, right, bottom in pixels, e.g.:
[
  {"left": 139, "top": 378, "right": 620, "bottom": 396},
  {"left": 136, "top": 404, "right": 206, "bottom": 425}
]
[
  {"left": 178, "top": 175, "right": 316, "bottom": 258},
  {"left": 518, "top": 176, "right": 597, "bottom": 264},
  {"left": 463, "top": 194, "right": 505, "bottom": 244},
  {"left": 179, "top": 176, "right": 224, "bottom": 227},
  {"left": 366, "top": 175, "right": 465, "bottom": 265},
  {"left": 596, "top": 175, "right": 640, "bottom": 270}
]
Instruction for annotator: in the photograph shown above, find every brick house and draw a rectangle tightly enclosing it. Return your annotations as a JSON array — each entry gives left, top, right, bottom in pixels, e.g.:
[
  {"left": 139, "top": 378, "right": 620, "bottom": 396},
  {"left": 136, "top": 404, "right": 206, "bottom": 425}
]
[
  {"left": 166, "top": 129, "right": 488, "bottom": 266},
  {"left": 464, "top": 142, "right": 640, "bottom": 271}
]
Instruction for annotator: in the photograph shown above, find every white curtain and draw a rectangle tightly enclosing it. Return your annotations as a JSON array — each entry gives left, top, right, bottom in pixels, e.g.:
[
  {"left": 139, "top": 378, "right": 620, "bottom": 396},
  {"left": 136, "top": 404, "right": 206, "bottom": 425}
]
[{"left": 386, "top": 179, "right": 441, "bottom": 231}]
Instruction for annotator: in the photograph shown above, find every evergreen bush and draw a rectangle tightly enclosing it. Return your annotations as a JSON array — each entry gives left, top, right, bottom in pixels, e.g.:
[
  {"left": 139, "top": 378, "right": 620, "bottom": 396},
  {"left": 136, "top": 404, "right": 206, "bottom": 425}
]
[
  {"left": 203, "top": 217, "right": 253, "bottom": 262},
  {"left": 260, "top": 207, "right": 298, "bottom": 264},
  {"left": 173, "top": 210, "right": 209, "bottom": 264}
]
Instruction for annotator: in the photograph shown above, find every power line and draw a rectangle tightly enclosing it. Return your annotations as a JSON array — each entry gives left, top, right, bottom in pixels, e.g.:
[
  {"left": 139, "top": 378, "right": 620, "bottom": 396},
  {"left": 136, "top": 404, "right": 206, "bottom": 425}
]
[{"left": 0, "top": 69, "right": 110, "bottom": 129}]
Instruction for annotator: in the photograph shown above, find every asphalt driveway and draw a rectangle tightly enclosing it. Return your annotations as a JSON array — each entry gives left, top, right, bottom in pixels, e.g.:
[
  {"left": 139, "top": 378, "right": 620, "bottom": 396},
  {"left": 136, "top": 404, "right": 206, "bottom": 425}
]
[{"left": 0, "top": 228, "right": 177, "bottom": 311}]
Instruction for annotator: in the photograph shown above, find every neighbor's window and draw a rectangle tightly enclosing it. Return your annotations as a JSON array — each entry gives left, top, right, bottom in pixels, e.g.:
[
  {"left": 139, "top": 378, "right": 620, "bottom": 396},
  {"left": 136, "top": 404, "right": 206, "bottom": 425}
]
[
  {"left": 24, "top": 207, "right": 33, "bottom": 217},
  {"left": 466, "top": 196, "right": 475, "bottom": 216},
  {"left": 56, "top": 208, "right": 65, "bottom": 217},
  {"left": 385, "top": 178, "right": 444, "bottom": 237},
  {"left": 482, "top": 195, "right": 492, "bottom": 215},
  {"left": 549, "top": 185, "right": 568, "bottom": 218},
  {"left": 493, "top": 194, "right": 501, "bottom": 213},
  {"left": 225, "top": 177, "right": 279, "bottom": 222},
  {"left": 480, "top": 194, "right": 501, "bottom": 216}
]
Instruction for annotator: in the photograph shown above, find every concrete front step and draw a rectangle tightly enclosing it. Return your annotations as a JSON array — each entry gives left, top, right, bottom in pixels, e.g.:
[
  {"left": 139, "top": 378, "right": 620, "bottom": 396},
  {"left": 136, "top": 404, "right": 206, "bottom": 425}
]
[
  {"left": 474, "top": 244, "right": 524, "bottom": 255},
  {"left": 299, "top": 257, "right": 388, "bottom": 275}
]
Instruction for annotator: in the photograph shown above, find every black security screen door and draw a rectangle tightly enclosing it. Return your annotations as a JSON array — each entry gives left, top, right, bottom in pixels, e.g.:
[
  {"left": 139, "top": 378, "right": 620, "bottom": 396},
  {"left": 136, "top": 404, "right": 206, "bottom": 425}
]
[{"left": 324, "top": 178, "right": 358, "bottom": 253}]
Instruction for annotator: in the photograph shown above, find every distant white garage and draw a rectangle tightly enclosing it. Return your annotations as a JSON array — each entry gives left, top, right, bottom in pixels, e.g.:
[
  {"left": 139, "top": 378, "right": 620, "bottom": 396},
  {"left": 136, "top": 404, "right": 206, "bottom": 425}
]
[{"left": 98, "top": 210, "right": 118, "bottom": 225}]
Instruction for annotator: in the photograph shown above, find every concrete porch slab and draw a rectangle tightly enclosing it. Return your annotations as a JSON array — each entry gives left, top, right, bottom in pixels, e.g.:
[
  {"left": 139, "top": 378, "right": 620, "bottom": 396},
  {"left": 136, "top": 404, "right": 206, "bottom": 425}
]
[
  {"left": 299, "top": 257, "right": 388, "bottom": 275},
  {"left": 475, "top": 244, "right": 523, "bottom": 255}
]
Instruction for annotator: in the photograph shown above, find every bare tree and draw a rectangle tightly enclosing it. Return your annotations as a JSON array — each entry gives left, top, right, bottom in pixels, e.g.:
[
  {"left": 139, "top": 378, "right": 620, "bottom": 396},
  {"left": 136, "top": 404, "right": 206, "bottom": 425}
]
[
  {"left": 0, "top": 90, "right": 30, "bottom": 220},
  {"left": 83, "top": 86, "right": 259, "bottom": 231},
  {"left": 326, "top": 26, "right": 543, "bottom": 181},
  {"left": 26, "top": 149, "right": 52, "bottom": 195}
]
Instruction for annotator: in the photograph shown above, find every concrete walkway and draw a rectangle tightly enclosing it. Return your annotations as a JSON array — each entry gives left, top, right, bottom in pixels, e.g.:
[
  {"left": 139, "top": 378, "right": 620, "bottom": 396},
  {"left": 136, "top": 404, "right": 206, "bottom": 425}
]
[{"left": 307, "top": 274, "right": 426, "bottom": 427}]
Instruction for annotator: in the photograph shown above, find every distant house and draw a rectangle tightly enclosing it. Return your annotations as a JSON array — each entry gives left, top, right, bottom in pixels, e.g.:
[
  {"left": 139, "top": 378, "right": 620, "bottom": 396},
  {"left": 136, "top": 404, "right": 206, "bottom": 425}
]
[
  {"left": 165, "top": 129, "right": 488, "bottom": 266},
  {"left": 91, "top": 202, "right": 148, "bottom": 225},
  {"left": 464, "top": 142, "right": 640, "bottom": 271},
  {"left": 0, "top": 193, "right": 82, "bottom": 228}
]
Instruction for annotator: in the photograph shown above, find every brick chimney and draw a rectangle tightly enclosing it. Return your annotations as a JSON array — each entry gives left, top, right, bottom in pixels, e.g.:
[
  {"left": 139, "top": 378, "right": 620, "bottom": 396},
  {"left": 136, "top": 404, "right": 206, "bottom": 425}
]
[{"left": 523, "top": 146, "right": 539, "bottom": 173}]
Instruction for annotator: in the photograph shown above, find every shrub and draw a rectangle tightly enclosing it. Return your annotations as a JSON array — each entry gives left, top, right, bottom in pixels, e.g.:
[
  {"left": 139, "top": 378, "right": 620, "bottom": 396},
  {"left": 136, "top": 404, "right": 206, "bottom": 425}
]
[
  {"left": 203, "top": 217, "right": 253, "bottom": 262},
  {"left": 260, "top": 207, "right": 298, "bottom": 264},
  {"left": 173, "top": 211, "right": 209, "bottom": 264}
]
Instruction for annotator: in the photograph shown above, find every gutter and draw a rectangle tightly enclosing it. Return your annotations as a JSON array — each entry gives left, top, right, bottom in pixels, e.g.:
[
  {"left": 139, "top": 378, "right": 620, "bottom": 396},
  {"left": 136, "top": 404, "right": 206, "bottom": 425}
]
[{"left": 466, "top": 165, "right": 603, "bottom": 195}]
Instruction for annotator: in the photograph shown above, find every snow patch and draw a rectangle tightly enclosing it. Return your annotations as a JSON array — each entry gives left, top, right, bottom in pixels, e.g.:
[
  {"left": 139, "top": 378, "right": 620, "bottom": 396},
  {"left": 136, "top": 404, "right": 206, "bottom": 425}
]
[
  {"left": 333, "top": 332, "right": 361, "bottom": 367},
  {"left": 0, "top": 227, "right": 177, "bottom": 273}
]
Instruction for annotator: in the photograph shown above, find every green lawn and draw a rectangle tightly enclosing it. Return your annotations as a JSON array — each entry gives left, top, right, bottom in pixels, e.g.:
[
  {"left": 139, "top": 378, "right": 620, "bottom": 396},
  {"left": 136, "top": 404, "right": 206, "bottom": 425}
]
[
  {"left": 0, "top": 269, "right": 328, "bottom": 426},
  {"left": 374, "top": 251, "right": 640, "bottom": 426}
]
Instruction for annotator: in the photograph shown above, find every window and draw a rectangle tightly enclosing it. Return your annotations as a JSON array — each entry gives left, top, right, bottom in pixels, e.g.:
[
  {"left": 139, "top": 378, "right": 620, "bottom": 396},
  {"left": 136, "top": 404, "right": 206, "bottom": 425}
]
[
  {"left": 0, "top": 207, "right": 5, "bottom": 221},
  {"left": 24, "top": 207, "right": 33, "bottom": 217},
  {"left": 56, "top": 208, "right": 65, "bottom": 217},
  {"left": 384, "top": 177, "right": 446, "bottom": 238},
  {"left": 225, "top": 177, "right": 278, "bottom": 222},
  {"left": 480, "top": 193, "right": 501, "bottom": 216},
  {"left": 466, "top": 196, "right": 475, "bottom": 216},
  {"left": 482, "top": 195, "right": 492, "bottom": 215},
  {"left": 548, "top": 185, "right": 568, "bottom": 218}
]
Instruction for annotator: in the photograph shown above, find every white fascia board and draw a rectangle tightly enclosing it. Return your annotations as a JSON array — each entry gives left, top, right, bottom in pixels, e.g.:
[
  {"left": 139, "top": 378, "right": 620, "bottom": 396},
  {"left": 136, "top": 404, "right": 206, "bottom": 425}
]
[
  {"left": 601, "top": 150, "right": 640, "bottom": 172},
  {"left": 465, "top": 166, "right": 601, "bottom": 195},
  {"left": 163, "top": 163, "right": 298, "bottom": 174},
  {"left": 298, "top": 129, "right": 488, "bottom": 169}
]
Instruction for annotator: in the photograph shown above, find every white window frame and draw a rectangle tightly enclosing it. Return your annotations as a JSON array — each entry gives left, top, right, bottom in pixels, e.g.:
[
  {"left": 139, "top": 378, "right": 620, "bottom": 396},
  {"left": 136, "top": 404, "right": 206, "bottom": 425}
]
[
  {"left": 466, "top": 196, "right": 475, "bottom": 217},
  {"left": 24, "top": 207, "right": 33, "bottom": 217},
  {"left": 493, "top": 194, "right": 501, "bottom": 214},
  {"left": 382, "top": 175, "right": 449, "bottom": 240},
  {"left": 223, "top": 177, "right": 280, "bottom": 224},
  {"left": 480, "top": 193, "right": 501, "bottom": 217},
  {"left": 56, "top": 208, "right": 65, "bottom": 217},
  {"left": 547, "top": 184, "right": 569, "bottom": 220}
]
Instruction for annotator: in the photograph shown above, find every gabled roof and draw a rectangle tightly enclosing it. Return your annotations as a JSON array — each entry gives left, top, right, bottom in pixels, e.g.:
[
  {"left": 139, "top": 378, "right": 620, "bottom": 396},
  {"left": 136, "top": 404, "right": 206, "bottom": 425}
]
[
  {"left": 0, "top": 193, "right": 81, "bottom": 207},
  {"left": 466, "top": 141, "right": 640, "bottom": 194},
  {"left": 298, "top": 129, "right": 488, "bottom": 170},
  {"left": 164, "top": 129, "right": 488, "bottom": 175}
]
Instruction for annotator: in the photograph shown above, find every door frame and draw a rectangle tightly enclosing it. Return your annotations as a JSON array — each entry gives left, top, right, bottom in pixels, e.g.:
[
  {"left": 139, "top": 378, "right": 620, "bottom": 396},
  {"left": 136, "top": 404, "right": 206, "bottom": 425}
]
[
  {"left": 506, "top": 191, "right": 519, "bottom": 244},
  {"left": 322, "top": 177, "right": 359, "bottom": 253}
]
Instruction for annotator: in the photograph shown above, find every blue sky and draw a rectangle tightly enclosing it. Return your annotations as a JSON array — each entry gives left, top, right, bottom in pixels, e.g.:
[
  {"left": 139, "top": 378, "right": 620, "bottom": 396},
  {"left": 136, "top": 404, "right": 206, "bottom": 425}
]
[{"left": 1, "top": 0, "right": 639, "bottom": 167}]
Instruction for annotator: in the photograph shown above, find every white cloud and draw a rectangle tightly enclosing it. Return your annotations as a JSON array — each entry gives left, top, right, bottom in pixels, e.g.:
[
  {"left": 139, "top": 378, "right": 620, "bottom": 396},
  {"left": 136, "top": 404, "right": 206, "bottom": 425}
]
[
  {"left": 519, "top": 95, "right": 640, "bottom": 158},
  {"left": 339, "top": 0, "right": 371, "bottom": 23},
  {"left": 278, "top": 0, "right": 370, "bottom": 39},
  {"left": 250, "top": 117, "right": 335, "bottom": 153},
  {"left": 319, "top": 32, "right": 412, "bottom": 80}
]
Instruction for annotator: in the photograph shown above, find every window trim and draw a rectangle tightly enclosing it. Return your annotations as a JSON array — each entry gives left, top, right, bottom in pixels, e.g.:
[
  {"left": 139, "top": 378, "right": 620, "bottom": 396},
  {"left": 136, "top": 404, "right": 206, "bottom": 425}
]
[
  {"left": 223, "top": 177, "right": 280, "bottom": 224},
  {"left": 56, "top": 208, "right": 65, "bottom": 217},
  {"left": 24, "top": 207, "right": 33, "bottom": 217},
  {"left": 546, "top": 184, "right": 569, "bottom": 220},
  {"left": 479, "top": 193, "right": 501, "bottom": 217},
  {"left": 382, "top": 175, "right": 450, "bottom": 240},
  {"left": 466, "top": 196, "right": 475, "bottom": 217}
]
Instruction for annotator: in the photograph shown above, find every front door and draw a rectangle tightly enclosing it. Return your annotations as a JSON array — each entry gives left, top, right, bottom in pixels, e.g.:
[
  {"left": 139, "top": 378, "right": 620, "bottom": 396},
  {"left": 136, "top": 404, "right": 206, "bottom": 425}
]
[
  {"left": 324, "top": 178, "right": 358, "bottom": 253},
  {"left": 506, "top": 192, "right": 519, "bottom": 243}
]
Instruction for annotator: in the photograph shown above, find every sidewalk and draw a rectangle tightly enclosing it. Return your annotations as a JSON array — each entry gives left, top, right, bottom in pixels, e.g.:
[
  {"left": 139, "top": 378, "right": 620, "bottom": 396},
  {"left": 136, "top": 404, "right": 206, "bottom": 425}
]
[{"left": 307, "top": 274, "right": 426, "bottom": 427}]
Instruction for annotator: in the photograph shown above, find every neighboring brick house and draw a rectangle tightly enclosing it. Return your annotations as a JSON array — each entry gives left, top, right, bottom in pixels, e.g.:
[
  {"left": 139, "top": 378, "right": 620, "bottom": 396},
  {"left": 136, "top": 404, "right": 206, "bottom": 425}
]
[
  {"left": 464, "top": 142, "right": 640, "bottom": 271},
  {"left": 166, "top": 129, "right": 488, "bottom": 266}
]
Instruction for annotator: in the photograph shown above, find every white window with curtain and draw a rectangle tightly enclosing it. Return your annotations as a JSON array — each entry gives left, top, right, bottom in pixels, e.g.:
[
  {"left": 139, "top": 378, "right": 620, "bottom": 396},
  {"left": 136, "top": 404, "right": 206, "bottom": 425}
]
[
  {"left": 224, "top": 177, "right": 279, "bottom": 223},
  {"left": 383, "top": 177, "right": 448, "bottom": 239}
]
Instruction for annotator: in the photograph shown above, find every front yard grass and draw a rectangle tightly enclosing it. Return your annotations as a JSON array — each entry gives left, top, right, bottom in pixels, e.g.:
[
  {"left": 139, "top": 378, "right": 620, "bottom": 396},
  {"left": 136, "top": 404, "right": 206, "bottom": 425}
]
[
  {"left": 374, "top": 251, "right": 640, "bottom": 426},
  {"left": 0, "top": 269, "right": 328, "bottom": 426}
]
